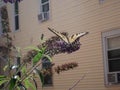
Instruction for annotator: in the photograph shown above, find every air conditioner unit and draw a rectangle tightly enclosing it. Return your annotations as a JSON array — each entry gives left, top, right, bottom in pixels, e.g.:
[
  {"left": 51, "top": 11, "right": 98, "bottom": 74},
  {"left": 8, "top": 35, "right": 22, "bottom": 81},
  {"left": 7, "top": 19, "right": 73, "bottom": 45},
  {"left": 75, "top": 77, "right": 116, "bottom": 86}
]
[
  {"left": 107, "top": 73, "right": 120, "bottom": 85},
  {"left": 38, "top": 12, "right": 49, "bottom": 22}
]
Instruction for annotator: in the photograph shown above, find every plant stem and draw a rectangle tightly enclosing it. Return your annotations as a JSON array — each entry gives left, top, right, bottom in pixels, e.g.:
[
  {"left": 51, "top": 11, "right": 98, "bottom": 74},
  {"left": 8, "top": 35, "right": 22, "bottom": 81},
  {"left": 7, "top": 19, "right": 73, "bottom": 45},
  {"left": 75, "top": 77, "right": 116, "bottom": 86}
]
[
  {"left": 6, "top": 33, "right": 11, "bottom": 78},
  {"left": 21, "top": 61, "right": 42, "bottom": 82},
  {"left": 68, "top": 74, "right": 86, "bottom": 90},
  {"left": 13, "top": 60, "right": 42, "bottom": 89}
]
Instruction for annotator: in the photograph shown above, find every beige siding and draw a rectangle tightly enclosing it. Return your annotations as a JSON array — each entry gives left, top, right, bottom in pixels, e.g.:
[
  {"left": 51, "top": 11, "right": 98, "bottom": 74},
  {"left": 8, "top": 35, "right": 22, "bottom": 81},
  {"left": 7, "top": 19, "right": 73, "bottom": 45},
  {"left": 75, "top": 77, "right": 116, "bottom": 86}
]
[{"left": 7, "top": 0, "right": 120, "bottom": 90}]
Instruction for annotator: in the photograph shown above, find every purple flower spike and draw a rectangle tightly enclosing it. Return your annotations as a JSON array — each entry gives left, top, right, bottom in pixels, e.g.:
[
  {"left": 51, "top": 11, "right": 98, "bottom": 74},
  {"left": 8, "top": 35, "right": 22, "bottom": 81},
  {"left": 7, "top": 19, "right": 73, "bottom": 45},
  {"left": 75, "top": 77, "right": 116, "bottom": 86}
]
[
  {"left": 3, "top": 0, "right": 8, "bottom": 3},
  {"left": 3, "top": 0, "right": 23, "bottom": 3},
  {"left": 8, "top": 0, "right": 14, "bottom": 3}
]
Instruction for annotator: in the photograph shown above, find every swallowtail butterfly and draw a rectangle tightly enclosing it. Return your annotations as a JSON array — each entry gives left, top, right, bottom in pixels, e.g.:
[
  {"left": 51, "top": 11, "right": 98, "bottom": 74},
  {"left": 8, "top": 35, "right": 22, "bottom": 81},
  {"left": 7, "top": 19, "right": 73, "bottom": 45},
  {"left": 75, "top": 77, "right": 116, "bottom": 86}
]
[{"left": 48, "top": 27, "right": 88, "bottom": 44}]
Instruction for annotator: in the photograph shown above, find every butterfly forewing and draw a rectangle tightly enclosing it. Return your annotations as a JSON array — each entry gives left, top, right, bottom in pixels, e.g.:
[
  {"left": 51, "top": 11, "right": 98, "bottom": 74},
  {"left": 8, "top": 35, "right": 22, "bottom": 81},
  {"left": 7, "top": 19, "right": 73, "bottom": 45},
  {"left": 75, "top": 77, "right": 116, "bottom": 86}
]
[{"left": 48, "top": 28, "right": 69, "bottom": 43}]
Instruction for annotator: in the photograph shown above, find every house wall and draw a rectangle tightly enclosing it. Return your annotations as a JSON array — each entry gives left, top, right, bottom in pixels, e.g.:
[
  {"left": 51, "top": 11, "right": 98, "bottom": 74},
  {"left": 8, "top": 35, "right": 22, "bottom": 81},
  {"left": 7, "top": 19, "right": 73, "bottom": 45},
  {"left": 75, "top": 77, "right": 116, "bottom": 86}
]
[{"left": 7, "top": 0, "right": 120, "bottom": 90}]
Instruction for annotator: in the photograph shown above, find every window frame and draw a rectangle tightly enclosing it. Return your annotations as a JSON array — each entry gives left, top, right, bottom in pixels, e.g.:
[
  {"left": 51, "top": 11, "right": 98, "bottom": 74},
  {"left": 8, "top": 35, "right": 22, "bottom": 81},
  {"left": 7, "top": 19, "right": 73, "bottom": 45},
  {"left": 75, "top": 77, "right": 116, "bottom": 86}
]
[
  {"left": 102, "top": 29, "right": 120, "bottom": 85},
  {"left": 40, "top": 0, "right": 49, "bottom": 12},
  {"left": 39, "top": 0, "right": 50, "bottom": 22},
  {"left": 12, "top": 1, "right": 19, "bottom": 32},
  {"left": 14, "top": 1, "right": 19, "bottom": 31}
]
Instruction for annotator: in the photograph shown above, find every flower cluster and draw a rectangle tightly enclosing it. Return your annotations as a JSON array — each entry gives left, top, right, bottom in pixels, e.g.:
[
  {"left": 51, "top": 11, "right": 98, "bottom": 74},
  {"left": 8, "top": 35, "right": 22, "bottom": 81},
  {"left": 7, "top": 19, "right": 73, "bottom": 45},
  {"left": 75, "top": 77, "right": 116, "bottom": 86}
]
[
  {"left": 23, "top": 32, "right": 81, "bottom": 63},
  {"left": 54, "top": 62, "right": 78, "bottom": 74}
]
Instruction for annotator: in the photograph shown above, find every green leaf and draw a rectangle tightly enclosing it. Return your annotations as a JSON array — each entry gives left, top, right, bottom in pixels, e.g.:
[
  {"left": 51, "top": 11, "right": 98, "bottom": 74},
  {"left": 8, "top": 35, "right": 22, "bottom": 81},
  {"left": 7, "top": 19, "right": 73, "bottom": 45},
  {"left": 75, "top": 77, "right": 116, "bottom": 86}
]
[
  {"left": 0, "top": 80, "right": 8, "bottom": 86},
  {"left": 41, "top": 47, "right": 46, "bottom": 51},
  {"left": 9, "top": 78, "right": 16, "bottom": 90},
  {"left": 17, "top": 86, "right": 21, "bottom": 90},
  {"left": 17, "top": 87, "right": 20, "bottom": 90},
  {"left": 17, "top": 84, "right": 27, "bottom": 90},
  {"left": 43, "top": 55, "right": 52, "bottom": 62},
  {"left": 0, "top": 75, "right": 7, "bottom": 85},
  {"left": 33, "top": 52, "right": 43, "bottom": 65},
  {"left": 25, "top": 46, "right": 42, "bottom": 52},
  {"left": 21, "top": 66, "right": 27, "bottom": 75},
  {"left": 24, "top": 78, "right": 36, "bottom": 90},
  {"left": 35, "top": 69, "right": 44, "bottom": 87},
  {"left": 0, "top": 75, "right": 6, "bottom": 79}
]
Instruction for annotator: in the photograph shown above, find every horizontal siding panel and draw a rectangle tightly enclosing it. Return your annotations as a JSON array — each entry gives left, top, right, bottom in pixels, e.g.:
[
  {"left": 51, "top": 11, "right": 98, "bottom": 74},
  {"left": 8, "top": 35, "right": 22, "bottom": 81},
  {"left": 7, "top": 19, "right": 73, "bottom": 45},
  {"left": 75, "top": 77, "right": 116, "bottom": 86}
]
[{"left": 52, "top": 1, "right": 120, "bottom": 21}]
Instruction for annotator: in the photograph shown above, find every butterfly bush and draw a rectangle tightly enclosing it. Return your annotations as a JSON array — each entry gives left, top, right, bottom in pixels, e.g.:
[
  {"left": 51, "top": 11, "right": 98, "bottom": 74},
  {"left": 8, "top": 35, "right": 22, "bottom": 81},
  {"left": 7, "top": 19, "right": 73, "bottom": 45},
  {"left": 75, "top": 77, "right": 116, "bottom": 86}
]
[
  {"left": 23, "top": 34, "right": 81, "bottom": 63},
  {"left": 39, "top": 62, "right": 78, "bottom": 75},
  {"left": 54, "top": 62, "right": 78, "bottom": 74}
]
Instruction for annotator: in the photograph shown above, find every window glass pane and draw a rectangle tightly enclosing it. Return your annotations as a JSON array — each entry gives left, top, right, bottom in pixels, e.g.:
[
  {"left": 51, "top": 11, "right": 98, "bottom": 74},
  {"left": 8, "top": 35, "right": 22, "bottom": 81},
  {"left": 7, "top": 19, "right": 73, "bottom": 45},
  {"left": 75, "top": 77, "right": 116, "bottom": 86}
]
[
  {"left": 109, "top": 59, "right": 120, "bottom": 72},
  {"left": 15, "top": 1, "right": 19, "bottom": 14},
  {"left": 108, "top": 36, "right": 120, "bottom": 49},
  {"left": 41, "top": 0, "right": 48, "bottom": 3},
  {"left": 42, "top": 3, "right": 49, "bottom": 12},
  {"left": 42, "top": 61, "right": 51, "bottom": 69},
  {"left": 0, "top": 11, "right": 2, "bottom": 35},
  {"left": 44, "top": 73, "right": 53, "bottom": 85},
  {"left": 108, "top": 49, "right": 120, "bottom": 59},
  {"left": 15, "top": 15, "right": 19, "bottom": 30},
  {"left": 117, "top": 73, "right": 120, "bottom": 83}
]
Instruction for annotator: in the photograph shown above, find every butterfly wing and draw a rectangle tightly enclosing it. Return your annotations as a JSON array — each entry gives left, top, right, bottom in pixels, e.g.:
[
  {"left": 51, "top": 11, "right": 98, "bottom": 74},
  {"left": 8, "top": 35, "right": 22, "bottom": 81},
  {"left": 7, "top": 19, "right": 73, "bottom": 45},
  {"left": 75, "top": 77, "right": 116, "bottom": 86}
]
[
  {"left": 69, "top": 32, "right": 88, "bottom": 43},
  {"left": 48, "top": 27, "right": 69, "bottom": 43}
]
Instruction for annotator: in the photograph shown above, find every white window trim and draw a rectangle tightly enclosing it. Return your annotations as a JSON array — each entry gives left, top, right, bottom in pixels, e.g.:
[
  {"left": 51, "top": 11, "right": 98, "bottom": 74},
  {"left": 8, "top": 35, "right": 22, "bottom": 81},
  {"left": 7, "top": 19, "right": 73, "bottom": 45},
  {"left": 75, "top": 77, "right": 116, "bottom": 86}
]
[
  {"left": 102, "top": 29, "right": 120, "bottom": 85},
  {"left": 38, "top": 0, "right": 50, "bottom": 22}
]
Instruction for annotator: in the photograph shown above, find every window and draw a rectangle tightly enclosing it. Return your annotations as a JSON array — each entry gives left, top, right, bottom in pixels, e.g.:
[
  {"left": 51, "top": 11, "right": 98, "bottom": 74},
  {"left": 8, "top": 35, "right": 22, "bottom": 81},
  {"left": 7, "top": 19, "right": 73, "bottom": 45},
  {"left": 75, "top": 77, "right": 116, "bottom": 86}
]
[
  {"left": 102, "top": 29, "right": 120, "bottom": 85},
  {"left": 14, "top": 1, "right": 19, "bottom": 31},
  {"left": 0, "top": 10, "right": 2, "bottom": 35},
  {"left": 38, "top": 0, "right": 49, "bottom": 22},
  {"left": 42, "top": 59, "right": 53, "bottom": 86}
]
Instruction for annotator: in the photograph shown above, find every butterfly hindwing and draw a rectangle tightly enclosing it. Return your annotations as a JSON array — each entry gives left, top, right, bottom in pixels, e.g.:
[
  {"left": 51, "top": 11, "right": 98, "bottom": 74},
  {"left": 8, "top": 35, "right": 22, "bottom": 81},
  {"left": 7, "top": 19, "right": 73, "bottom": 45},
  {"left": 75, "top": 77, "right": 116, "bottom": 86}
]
[
  {"left": 48, "top": 28, "right": 69, "bottom": 43},
  {"left": 69, "top": 32, "right": 88, "bottom": 43}
]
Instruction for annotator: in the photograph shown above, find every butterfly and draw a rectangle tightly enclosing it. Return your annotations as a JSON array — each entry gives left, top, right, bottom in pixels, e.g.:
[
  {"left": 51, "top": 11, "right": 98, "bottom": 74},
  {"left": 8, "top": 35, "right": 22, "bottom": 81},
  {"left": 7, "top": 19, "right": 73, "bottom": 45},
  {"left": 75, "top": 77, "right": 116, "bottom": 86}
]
[{"left": 48, "top": 27, "right": 88, "bottom": 44}]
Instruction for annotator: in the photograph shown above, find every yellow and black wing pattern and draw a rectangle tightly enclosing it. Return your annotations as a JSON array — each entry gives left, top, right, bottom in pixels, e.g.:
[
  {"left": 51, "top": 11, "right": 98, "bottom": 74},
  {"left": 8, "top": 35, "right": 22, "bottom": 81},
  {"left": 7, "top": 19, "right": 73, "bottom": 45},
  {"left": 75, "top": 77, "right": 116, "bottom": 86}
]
[
  {"left": 69, "top": 32, "right": 88, "bottom": 43},
  {"left": 48, "top": 27, "right": 88, "bottom": 44},
  {"left": 48, "top": 27, "right": 69, "bottom": 43}
]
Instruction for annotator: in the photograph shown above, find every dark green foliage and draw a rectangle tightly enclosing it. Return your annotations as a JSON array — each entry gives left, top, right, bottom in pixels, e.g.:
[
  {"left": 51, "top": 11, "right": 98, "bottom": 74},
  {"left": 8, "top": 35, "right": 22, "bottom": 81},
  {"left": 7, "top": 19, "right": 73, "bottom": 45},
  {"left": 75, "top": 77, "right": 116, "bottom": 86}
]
[
  {"left": 35, "top": 69, "right": 44, "bottom": 87},
  {"left": 9, "top": 78, "right": 16, "bottom": 90}
]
